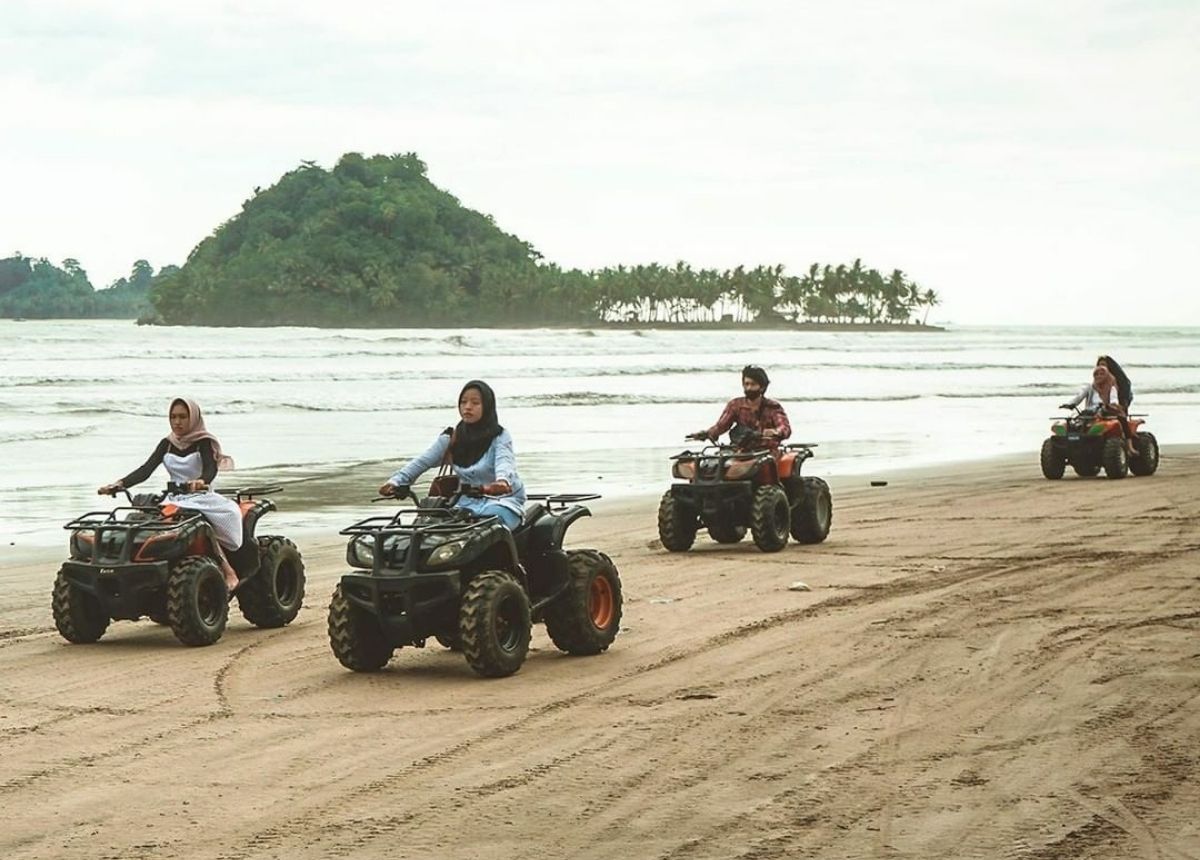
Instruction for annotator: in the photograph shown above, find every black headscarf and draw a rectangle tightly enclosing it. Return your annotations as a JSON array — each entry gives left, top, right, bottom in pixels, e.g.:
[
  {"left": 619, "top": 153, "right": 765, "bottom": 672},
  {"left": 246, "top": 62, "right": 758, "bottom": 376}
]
[
  {"left": 1097, "top": 355, "right": 1133, "bottom": 408},
  {"left": 442, "top": 380, "right": 504, "bottom": 467}
]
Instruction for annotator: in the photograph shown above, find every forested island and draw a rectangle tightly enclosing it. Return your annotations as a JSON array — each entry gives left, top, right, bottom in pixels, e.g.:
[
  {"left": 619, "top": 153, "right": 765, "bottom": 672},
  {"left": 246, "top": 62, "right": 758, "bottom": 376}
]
[
  {"left": 6, "top": 152, "right": 941, "bottom": 328},
  {"left": 0, "top": 256, "right": 163, "bottom": 320}
]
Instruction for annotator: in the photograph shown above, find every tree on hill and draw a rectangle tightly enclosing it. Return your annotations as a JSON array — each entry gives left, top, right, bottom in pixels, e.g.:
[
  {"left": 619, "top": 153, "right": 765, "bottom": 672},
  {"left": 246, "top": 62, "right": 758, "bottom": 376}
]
[{"left": 0, "top": 255, "right": 159, "bottom": 319}]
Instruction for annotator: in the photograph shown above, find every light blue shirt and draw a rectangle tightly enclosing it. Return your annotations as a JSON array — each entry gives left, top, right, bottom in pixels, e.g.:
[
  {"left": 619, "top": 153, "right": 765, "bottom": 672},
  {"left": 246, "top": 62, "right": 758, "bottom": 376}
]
[{"left": 387, "top": 429, "right": 526, "bottom": 519}]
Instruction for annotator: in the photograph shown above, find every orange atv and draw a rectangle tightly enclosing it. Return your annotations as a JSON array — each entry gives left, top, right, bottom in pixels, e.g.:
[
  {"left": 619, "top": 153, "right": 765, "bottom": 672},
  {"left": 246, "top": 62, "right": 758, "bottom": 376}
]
[
  {"left": 1040, "top": 406, "right": 1160, "bottom": 480},
  {"left": 54, "top": 483, "right": 306, "bottom": 646},
  {"left": 658, "top": 431, "right": 832, "bottom": 553}
]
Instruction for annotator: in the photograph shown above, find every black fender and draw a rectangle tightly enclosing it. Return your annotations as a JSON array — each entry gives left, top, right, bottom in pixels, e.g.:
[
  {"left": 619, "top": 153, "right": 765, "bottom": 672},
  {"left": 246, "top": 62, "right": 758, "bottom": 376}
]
[
  {"left": 240, "top": 498, "right": 276, "bottom": 543},
  {"left": 527, "top": 504, "right": 591, "bottom": 553},
  {"left": 467, "top": 525, "right": 525, "bottom": 585}
]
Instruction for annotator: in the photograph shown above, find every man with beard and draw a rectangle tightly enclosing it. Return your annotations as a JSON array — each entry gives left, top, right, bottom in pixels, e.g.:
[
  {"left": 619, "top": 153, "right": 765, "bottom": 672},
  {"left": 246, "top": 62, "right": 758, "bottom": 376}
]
[{"left": 692, "top": 365, "right": 792, "bottom": 454}]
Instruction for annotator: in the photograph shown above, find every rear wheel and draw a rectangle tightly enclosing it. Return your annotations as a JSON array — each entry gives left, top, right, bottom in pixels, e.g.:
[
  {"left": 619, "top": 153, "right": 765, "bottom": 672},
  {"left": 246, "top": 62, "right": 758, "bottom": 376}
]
[
  {"left": 460, "top": 571, "right": 531, "bottom": 678},
  {"left": 1040, "top": 438, "right": 1066, "bottom": 479},
  {"left": 790, "top": 477, "right": 832, "bottom": 544},
  {"left": 1072, "top": 462, "right": 1101, "bottom": 477},
  {"left": 657, "top": 490, "right": 697, "bottom": 552},
  {"left": 544, "top": 550, "right": 623, "bottom": 656},
  {"left": 328, "top": 583, "right": 394, "bottom": 671},
  {"left": 237, "top": 536, "right": 306, "bottom": 628},
  {"left": 51, "top": 567, "right": 109, "bottom": 643},
  {"left": 1102, "top": 437, "right": 1128, "bottom": 479},
  {"left": 166, "top": 556, "right": 228, "bottom": 646},
  {"left": 1129, "top": 432, "right": 1159, "bottom": 476},
  {"left": 750, "top": 485, "right": 790, "bottom": 553},
  {"left": 706, "top": 521, "right": 745, "bottom": 544}
]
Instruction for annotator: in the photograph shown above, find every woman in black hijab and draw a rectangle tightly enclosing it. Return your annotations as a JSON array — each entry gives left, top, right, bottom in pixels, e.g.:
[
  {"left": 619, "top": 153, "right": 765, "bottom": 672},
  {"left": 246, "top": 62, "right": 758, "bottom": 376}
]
[{"left": 379, "top": 380, "right": 527, "bottom": 529}]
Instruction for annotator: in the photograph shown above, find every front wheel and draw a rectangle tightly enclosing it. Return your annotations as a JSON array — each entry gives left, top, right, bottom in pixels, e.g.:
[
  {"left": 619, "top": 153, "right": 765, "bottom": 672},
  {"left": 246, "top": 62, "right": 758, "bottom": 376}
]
[
  {"left": 1102, "top": 437, "right": 1128, "bottom": 479},
  {"left": 657, "top": 490, "right": 697, "bottom": 552},
  {"left": 1129, "top": 432, "right": 1159, "bottom": 476},
  {"left": 328, "top": 583, "right": 394, "bottom": 671},
  {"left": 1040, "top": 438, "right": 1066, "bottom": 479},
  {"left": 237, "top": 536, "right": 306, "bottom": 628},
  {"left": 790, "top": 477, "right": 832, "bottom": 544},
  {"left": 544, "top": 550, "right": 623, "bottom": 656},
  {"left": 750, "top": 485, "right": 790, "bottom": 553},
  {"left": 166, "top": 556, "right": 229, "bottom": 646},
  {"left": 51, "top": 567, "right": 109, "bottom": 643},
  {"left": 460, "top": 571, "right": 531, "bottom": 678}
]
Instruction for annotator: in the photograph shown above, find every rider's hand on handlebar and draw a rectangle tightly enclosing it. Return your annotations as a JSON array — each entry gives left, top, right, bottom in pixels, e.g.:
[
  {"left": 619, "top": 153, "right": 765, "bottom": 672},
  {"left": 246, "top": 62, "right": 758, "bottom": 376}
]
[
  {"left": 686, "top": 431, "right": 709, "bottom": 441},
  {"left": 378, "top": 482, "right": 398, "bottom": 498},
  {"left": 98, "top": 482, "right": 123, "bottom": 496},
  {"left": 186, "top": 479, "right": 208, "bottom": 493},
  {"left": 1059, "top": 403, "right": 1075, "bottom": 410},
  {"left": 482, "top": 480, "right": 511, "bottom": 496}
]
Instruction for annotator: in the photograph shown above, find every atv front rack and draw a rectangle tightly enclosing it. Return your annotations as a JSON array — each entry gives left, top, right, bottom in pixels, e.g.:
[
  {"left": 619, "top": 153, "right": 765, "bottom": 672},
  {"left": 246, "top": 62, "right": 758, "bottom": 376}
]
[
  {"left": 64, "top": 507, "right": 201, "bottom": 532},
  {"left": 673, "top": 442, "right": 818, "bottom": 460},
  {"left": 340, "top": 507, "right": 497, "bottom": 538},
  {"left": 64, "top": 508, "right": 209, "bottom": 565}
]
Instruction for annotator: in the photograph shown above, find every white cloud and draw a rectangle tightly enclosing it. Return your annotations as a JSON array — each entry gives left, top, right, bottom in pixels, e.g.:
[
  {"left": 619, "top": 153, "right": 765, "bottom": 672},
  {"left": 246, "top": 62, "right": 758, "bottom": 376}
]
[{"left": 1, "top": 0, "right": 1197, "bottom": 323}]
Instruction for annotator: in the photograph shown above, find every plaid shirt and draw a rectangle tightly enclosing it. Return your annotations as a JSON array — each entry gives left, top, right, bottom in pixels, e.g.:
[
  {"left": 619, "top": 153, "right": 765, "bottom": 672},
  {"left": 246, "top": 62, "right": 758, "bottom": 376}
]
[{"left": 706, "top": 396, "right": 792, "bottom": 450}]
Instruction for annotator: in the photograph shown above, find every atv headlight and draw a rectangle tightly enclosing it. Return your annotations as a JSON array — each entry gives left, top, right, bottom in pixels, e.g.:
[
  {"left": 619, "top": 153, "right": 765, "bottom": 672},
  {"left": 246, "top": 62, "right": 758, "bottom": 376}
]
[
  {"left": 672, "top": 460, "right": 696, "bottom": 479},
  {"left": 724, "top": 458, "right": 758, "bottom": 480},
  {"left": 347, "top": 535, "right": 375, "bottom": 568},
  {"left": 70, "top": 530, "right": 95, "bottom": 560},
  {"left": 427, "top": 539, "right": 466, "bottom": 566}
]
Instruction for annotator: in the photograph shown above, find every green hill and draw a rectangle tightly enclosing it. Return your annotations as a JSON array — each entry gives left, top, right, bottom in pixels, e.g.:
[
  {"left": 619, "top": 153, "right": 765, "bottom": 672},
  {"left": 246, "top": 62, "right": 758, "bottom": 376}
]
[{"left": 150, "top": 152, "right": 577, "bottom": 327}]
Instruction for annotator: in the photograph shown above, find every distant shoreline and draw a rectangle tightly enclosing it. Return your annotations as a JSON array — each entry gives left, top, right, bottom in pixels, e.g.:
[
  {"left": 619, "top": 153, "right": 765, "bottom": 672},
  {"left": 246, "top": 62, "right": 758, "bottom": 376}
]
[
  {"left": 136, "top": 316, "right": 946, "bottom": 332},
  {"left": 8, "top": 316, "right": 944, "bottom": 332},
  {"left": 591, "top": 320, "right": 944, "bottom": 332}
]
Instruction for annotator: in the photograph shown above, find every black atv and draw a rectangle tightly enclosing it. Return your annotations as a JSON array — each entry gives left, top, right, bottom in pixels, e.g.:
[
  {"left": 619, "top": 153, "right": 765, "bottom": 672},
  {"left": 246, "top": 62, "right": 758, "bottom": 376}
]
[
  {"left": 54, "top": 484, "right": 306, "bottom": 647},
  {"left": 658, "top": 431, "right": 832, "bottom": 553},
  {"left": 327, "top": 487, "right": 622, "bottom": 678}
]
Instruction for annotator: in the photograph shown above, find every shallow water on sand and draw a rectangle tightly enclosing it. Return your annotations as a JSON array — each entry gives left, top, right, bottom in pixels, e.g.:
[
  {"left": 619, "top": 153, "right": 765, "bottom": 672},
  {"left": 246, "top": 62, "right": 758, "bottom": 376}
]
[{"left": 2, "top": 320, "right": 1197, "bottom": 547}]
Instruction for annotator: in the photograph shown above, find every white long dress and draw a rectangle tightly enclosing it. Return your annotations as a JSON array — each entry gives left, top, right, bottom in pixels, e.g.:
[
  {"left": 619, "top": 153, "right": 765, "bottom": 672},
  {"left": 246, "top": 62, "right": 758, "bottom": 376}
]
[{"left": 162, "top": 451, "right": 244, "bottom": 550}]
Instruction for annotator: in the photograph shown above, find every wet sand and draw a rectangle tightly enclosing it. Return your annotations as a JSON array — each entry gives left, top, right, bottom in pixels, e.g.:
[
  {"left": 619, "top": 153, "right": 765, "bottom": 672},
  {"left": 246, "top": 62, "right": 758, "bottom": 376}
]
[{"left": 1, "top": 450, "right": 1198, "bottom": 859}]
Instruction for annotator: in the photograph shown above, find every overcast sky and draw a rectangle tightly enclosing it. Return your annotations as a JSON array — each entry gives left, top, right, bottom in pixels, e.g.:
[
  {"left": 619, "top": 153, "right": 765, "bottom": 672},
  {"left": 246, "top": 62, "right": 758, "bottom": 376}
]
[{"left": 2, "top": 1, "right": 1197, "bottom": 324}]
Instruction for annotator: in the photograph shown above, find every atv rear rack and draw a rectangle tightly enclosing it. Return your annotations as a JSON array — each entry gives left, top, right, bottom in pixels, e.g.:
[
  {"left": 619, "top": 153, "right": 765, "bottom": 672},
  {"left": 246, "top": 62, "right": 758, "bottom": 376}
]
[
  {"left": 525, "top": 493, "right": 600, "bottom": 511},
  {"left": 215, "top": 485, "right": 283, "bottom": 502}
]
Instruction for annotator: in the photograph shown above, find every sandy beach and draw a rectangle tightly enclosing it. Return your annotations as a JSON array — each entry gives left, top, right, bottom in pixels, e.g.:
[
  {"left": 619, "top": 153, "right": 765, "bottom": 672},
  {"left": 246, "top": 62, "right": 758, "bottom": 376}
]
[{"left": 1, "top": 450, "right": 1198, "bottom": 859}]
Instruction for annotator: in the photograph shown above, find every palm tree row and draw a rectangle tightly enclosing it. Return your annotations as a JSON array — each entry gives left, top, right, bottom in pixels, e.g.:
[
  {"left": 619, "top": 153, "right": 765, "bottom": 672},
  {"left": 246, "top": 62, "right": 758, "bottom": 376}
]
[{"left": 583, "top": 259, "right": 938, "bottom": 325}]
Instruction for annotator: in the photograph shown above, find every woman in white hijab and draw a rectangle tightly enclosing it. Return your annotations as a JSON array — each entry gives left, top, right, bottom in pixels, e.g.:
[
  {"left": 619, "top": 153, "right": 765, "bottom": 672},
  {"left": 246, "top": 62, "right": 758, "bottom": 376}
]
[{"left": 98, "top": 397, "right": 243, "bottom": 593}]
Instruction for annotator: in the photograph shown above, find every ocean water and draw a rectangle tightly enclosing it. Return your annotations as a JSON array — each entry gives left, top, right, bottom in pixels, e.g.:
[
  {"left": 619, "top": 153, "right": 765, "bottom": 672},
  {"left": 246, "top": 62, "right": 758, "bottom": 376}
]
[{"left": 2, "top": 319, "right": 1198, "bottom": 547}]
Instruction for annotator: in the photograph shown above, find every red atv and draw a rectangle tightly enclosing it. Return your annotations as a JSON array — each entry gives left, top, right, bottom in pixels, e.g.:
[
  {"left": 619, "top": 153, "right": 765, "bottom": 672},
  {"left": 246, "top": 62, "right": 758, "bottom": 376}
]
[
  {"left": 1040, "top": 407, "right": 1160, "bottom": 480},
  {"left": 658, "top": 432, "right": 832, "bottom": 553},
  {"left": 54, "top": 483, "right": 306, "bottom": 646}
]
